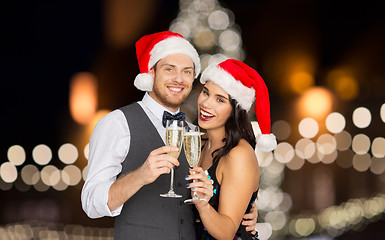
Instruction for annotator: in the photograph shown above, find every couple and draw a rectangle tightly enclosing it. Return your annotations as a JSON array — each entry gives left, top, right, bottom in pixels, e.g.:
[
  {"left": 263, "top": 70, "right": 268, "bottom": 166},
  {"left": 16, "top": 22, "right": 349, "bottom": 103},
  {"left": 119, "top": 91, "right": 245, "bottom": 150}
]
[{"left": 81, "top": 31, "right": 277, "bottom": 239}]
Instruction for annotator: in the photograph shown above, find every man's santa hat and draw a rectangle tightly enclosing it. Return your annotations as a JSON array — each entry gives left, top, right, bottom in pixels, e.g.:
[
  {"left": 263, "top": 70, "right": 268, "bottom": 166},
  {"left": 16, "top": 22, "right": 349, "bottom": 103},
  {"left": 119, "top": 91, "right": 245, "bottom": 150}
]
[
  {"left": 200, "top": 59, "right": 277, "bottom": 152},
  {"left": 134, "top": 31, "right": 201, "bottom": 91}
]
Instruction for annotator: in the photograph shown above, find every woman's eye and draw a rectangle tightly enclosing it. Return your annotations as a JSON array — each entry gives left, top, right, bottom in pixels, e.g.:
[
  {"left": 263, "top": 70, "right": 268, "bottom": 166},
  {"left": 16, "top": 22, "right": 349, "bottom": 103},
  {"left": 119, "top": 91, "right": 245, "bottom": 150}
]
[
  {"left": 217, "top": 98, "right": 224, "bottom": 103},
  {"left": 202, "top": 90, "right": 208, "bottom": 96},
  {"left": 166, "top": 68, "right": 172, "bottom": 72}
]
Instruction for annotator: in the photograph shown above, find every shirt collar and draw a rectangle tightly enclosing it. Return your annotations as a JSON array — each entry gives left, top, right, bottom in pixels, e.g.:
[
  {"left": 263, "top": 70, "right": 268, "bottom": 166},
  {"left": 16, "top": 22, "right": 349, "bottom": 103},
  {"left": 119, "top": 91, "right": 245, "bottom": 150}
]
[{"left": 141, "top": 92, "right": 180, "bottom": 122}]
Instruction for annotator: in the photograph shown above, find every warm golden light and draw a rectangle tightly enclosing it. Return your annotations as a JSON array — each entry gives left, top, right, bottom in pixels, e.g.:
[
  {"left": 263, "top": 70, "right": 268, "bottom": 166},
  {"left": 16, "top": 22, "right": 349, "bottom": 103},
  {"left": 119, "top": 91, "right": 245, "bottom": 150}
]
[
  {"left": 327, "top": 70, "right": 358, "bottom": 100},
  {"left": 298, "top": 87, "right": 333, "bottom": 120},
  {"left": 69, "top": 72, "right": 98, "bottom": 125},
  {"left": 289, "top": 71, "right": 315, "bottom": 94},
  {"left": 104, "top": 0, "right": 156, "bottom": 48},
  {"left": 335, "top": 76, "right": 358, "bottom": 100}
]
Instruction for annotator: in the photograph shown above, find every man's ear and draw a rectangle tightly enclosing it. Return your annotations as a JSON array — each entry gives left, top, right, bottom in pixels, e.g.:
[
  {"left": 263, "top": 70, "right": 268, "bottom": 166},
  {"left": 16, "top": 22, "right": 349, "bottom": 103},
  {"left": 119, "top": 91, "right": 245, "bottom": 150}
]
[{"left": 149, "top": 68, "right": 155, "bottom": 78}]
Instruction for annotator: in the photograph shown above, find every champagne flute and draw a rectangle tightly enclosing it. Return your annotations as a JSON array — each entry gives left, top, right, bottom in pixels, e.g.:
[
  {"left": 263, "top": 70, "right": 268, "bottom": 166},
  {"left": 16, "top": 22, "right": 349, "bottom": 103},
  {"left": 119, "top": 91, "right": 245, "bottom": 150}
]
[
  {"left": 184, "top": 125, "right": 207, "bottom": 203},
  {"left": 160, "top": 119, "right": 184, "bottom": 198}
]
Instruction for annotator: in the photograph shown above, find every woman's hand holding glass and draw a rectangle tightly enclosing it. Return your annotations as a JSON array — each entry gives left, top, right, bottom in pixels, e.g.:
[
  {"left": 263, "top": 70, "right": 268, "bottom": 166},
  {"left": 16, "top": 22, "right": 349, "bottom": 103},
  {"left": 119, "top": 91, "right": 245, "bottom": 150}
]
[{"left": 186, "top": 167, "right": 213, "bottom": 205}]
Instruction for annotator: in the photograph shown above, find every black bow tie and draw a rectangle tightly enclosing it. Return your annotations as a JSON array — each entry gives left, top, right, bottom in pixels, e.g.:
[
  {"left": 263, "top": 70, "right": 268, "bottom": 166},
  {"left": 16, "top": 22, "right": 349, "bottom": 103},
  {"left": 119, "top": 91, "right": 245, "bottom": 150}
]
[{"left": 162, "top": 111, "right": 186, "bottom": 127}]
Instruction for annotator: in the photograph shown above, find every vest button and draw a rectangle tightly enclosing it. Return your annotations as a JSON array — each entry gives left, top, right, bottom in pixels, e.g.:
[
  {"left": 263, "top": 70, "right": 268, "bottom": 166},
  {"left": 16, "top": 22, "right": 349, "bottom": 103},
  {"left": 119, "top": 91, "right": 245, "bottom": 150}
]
[
  {"left": 177, "top": 182, "right": 182, "bottom": 187},
  {"left": 179, "top": 200, "right": 183, "bottom": 206},
  {"left": 180, "top": 219, "right": 184, "bottom": 224}
]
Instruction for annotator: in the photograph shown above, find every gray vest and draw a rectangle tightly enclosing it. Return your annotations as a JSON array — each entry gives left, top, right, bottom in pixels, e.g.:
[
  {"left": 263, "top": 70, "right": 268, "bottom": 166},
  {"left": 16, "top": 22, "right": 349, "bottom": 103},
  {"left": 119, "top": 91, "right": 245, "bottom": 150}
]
[{"left": 114, "top": 103, "right": 196, "bottom": 240}]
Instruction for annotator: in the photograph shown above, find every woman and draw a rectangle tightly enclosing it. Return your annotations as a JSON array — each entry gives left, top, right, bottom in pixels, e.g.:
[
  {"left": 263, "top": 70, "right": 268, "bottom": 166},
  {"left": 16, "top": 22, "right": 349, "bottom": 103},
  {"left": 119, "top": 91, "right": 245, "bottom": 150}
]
[{"left": 187, "top": 59, "right": 277, "bottom": 239}]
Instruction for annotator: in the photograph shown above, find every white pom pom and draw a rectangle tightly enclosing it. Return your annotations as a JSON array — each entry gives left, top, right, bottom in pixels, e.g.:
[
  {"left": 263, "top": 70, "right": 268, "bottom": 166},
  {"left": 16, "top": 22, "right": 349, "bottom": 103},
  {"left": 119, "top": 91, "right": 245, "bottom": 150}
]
[
  {"left": 256, "top": 134, "right": 277, "bottom": 152},
  {"left": 134, "top": 73, "right": 153, "bottom": 91}
]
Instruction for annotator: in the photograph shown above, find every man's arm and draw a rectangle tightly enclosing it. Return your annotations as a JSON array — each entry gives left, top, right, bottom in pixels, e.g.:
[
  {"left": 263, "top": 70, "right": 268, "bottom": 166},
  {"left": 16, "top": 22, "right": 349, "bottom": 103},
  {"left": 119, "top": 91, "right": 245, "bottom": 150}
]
[
  {"left": 81, "top": 110, "right": 130, "bottom": 218},
  {"left": 107, "top": 145, "right": 180, "bottom": 211},
  {"left": 81, "top": 110, "right": 181, "bottom": 216}
]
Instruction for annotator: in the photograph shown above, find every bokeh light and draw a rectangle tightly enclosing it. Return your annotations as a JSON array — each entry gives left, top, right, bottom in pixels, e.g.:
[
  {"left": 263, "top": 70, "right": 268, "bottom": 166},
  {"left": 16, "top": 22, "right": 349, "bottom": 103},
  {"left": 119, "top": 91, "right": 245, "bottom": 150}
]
[
  {"left": 298, "top": 87, "right": 333, "bottom": 120},
  {"left": 334, "top": 130, "right": 352, "bottom": 151},
  {"left": 326, "top": 112, "right": 346, "bottom": 134},
  {"left": 0, "top": 178, "right": 12, "bottom": 191},
  {"left": 321, "top": 149, "right": 338, "bottom": 164},
  {"left": 219, "top": 29, "right": 241, "bottom": 51},
  {"left": 298, "top": 118, "right": 319, "bottom": 139},
  {"left": 352, "top": 107, "right": 372, "bottom": 128},
  {"left": 7, "top": 145, "right": 26, "bottom": 166},
  {"left": 289, "top": 71, "right": 314, "bottom": 94},
  {"left": 58, "top": 143, "right": 79, "bottom": 164},
  {"left": 307, "top": 149, "right": 322, "bottom": 164},
  {"left": 316, "top": 134, "right": 337, "bottom": 155},
  {"left": 14, "top": 177, "right": 31, "bottom": 192},
  {"left": 352, "top": 134, "right": 371, "bottom": 154},
  {"left": 370, "top": 157, "right": 385, "bottom": 175},
  {"left": 193, "top": 27, "right": 216, "bottom": 50},
  {"left": 82, "top": 166, "right": 87, "bottom": 181},
  {"left": 21, "top": 164, "right": 40, "bottom": 185},
  {"left": 69, "top": 72, "right": 98, "bottom": 125},
  {"left": 371, "top": 137, "right": 385, "bottom": 158},
  {"left": 0, "top": 162, "right": 18, "bottom": 183},
  {"left": 84, "top": 143, "right": 90, "bottom": 160},
  {"left": 353, "top": 153, "right": 371, "bottom": 172},
  {"left": 33, "top": 180, "right": 51, "bottom": 192},
  {"left": 274, "top": 142, "right": 295, "bottom": 164},
  {"left": 265, "top": 211, "right": 287, "bottom": 231},
  {"left": 41, "top": 165, "right": 60, "bottom": 186},
  {"left": 32, "top": 144, "right": 52, "bottom": 165},
  {"left": 208, "top": 10, "right": 230, "bottom": 30},
  {"left": 295, "top": 218, "right": 316, "bottom": 237},
  {"left": 381, "top": 103, "right": 385, "bottom": 123},
  {"left": 327, "top": 69, "right": 359, "bottom": 100},
  {"left": 62, "top": 165, "right": 82, "bottom": 186},
  {"left": 295, "top": 138, "right": 316, "bottom": 159},
  {"left": 170, "top": 21, "right": 191, "bottom": 38},
  {"left": 272, "top": 120, "right": 291, "bottom": 141},
  {"left": 286, "top": 155, "right": 305, "bottom": 171},
  {"left": 53, "top": 178, "right": 69, "bottom": 191}
]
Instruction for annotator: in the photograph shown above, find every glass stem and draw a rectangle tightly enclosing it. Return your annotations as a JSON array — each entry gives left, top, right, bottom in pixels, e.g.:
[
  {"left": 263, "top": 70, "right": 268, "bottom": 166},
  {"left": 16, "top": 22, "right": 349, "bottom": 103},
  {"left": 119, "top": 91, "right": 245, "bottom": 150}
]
[{"left": 169, "top": 167, "right": 175, "bottom": 192}]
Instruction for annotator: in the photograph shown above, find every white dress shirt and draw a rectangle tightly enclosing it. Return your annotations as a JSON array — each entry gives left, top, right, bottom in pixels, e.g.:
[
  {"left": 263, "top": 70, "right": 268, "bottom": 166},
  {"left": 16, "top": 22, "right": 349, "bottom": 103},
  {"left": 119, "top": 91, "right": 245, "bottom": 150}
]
[{"left": 81, "top": 93, "right": 181, "bottom": 219}]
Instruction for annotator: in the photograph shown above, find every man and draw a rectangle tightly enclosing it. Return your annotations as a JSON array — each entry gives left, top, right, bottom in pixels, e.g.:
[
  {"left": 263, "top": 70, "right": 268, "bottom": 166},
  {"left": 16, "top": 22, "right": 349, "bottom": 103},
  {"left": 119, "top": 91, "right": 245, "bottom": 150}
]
[{"left": 81, "top": 31, "right": 257, "bottom": 239}]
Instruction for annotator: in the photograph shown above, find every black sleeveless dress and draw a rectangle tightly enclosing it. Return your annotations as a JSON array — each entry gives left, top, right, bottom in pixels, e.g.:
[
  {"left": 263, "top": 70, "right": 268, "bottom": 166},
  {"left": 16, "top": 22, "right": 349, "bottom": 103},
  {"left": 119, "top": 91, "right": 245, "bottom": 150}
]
[{"left": 195, "top": 158, "right": 259, "bottom": 240}]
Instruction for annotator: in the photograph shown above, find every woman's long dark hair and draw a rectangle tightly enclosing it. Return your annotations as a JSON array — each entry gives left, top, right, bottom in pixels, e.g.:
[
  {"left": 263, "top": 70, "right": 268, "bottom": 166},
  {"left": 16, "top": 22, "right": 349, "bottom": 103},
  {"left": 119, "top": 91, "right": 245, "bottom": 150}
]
[{"left": 210, "top": 97, "right": 256, "bottom": 163}]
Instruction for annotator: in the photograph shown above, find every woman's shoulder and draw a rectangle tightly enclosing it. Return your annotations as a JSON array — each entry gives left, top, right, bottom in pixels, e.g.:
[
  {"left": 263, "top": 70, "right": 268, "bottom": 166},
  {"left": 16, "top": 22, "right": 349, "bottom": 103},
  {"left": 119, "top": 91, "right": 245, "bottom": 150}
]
[
  {"left": 229, "top": 139, "right": 255, "bottom": 157},
  {"left": 223, "top": 139, "right": 257, "bottom": 166},
  {"left": 219, "top": 139, "right": 259, "bottom": 185}
]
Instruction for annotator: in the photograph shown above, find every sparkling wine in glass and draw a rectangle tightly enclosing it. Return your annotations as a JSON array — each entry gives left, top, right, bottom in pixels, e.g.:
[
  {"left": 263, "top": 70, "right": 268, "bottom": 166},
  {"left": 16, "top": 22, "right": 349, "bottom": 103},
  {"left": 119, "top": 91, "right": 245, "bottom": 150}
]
[
  {"left": 160, "top": 119, "right": 183, "bottom": 198},
  {"left": 184, "top": 125, "right": 207, "bottom": 204}
]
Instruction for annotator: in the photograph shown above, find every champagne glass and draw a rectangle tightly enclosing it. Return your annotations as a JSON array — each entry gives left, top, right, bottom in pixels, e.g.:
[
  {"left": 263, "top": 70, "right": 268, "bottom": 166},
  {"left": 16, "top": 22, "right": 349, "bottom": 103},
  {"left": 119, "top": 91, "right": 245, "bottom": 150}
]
[
  {"left": 160, "top": 119, "right": 184, "bottom": 198},
  {"left": 183, "top": 125, "right": 207, "bottom": 203}
]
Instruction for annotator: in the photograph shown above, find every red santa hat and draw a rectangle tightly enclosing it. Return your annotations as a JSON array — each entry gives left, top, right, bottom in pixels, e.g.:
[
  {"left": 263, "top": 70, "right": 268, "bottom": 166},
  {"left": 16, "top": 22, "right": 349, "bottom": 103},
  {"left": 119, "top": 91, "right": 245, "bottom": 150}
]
[
  {"left": 200, "top": 59, "right": 277, "bottom": 152},
  {"left": 134, "top": 31, "right": 201, "bottom": 91}
]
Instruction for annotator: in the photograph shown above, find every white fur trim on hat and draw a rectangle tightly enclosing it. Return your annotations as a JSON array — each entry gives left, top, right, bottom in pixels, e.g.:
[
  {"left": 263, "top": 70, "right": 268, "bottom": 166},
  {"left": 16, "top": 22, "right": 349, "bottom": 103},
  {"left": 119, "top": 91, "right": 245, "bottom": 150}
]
[
  {"left": 256, "top": 134, "right": 277, "bottom": 152},
  {"left": 252, "top": 121, "right": 277, "bottom": 152},
  {"left": 134, "top": 73, "right": 154, "bottom": 92},
  {"left": 200, "top": 65, "right": 255, "bottom": 111},
  {"left": 149, "top": 36, "right": 201, "bottom": 77}
]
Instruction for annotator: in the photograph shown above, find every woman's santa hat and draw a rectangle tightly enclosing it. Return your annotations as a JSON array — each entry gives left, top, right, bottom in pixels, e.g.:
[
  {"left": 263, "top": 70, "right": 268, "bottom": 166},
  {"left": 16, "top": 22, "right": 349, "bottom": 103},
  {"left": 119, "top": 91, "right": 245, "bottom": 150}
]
[
  {"left": 134, "top": 31, "right": 201, "bottom": 91},
  {"left": 200, "top": 59, "right": 277, "bottom": 152}
]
